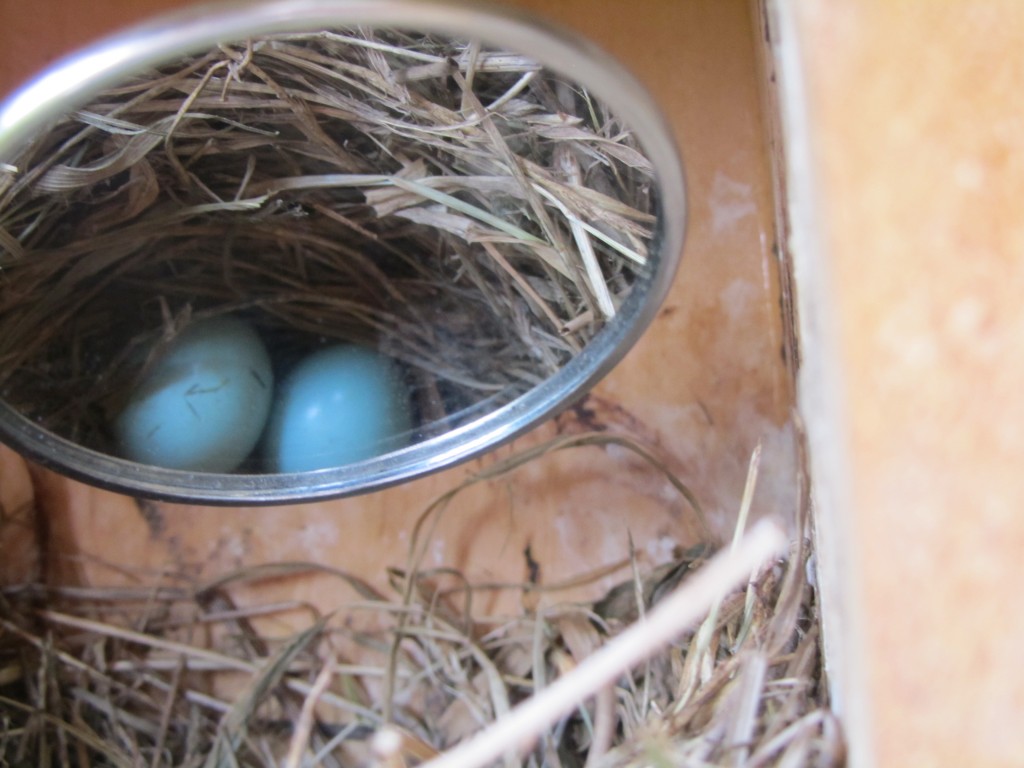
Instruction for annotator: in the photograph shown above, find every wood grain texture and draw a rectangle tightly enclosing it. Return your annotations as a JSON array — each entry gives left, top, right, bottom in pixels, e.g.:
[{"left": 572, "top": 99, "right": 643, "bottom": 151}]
[
  {"left": 0, "top": 0, "right": 794, "bottom": 637},
  {"left": 792, "top": 3, "right": 1024, "bottom": 766}
]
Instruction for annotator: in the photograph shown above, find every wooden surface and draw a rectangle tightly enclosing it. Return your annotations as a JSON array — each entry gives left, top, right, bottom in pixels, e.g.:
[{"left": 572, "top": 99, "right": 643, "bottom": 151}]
[
  {"left": 0, "top": 1, "right": 794, "bottom": 627},
  {"left": 786, "top": 2, "right": 1024, "bottom": 766}
]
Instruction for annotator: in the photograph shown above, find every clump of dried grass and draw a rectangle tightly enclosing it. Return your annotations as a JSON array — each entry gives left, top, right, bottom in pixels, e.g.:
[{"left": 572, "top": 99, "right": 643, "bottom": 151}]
[
  {"left": 0, "top": 435, "right": 845, "bottom": 767},
  {"left": 0, "top": 30, "right": 657, "bottom": 458}
]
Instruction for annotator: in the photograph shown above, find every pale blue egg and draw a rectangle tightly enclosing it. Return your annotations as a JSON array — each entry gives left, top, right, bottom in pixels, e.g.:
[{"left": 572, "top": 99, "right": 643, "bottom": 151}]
[
  {"left": 114, "top": 316, "right": 273, "bottom": 472},
  {"left": 264, "top": 345, "right": 412, "bottom": 473}
]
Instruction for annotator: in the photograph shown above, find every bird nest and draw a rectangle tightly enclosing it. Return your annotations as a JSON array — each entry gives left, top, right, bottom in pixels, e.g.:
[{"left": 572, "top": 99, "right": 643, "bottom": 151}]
[
  {"left": 0, "top": 434, "right": 845, "bottom": 767},
  {"left": 0, "top": 29, "right": 658, "bottom": 460}
]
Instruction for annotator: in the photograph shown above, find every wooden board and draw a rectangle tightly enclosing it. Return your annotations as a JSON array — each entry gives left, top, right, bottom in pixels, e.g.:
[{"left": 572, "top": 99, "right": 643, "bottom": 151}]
[{"left": 778, "top": 2, "right": 1024, "bottom": 766}]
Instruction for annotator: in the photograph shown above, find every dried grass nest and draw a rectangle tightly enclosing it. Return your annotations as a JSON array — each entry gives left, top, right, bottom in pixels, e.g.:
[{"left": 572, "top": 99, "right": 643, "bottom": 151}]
[
  {"left": 0, "top": 29, "right": 659, "bottom": 457},
  {"left": 0, "top": 434, "right": 845, "bottom": 767}
]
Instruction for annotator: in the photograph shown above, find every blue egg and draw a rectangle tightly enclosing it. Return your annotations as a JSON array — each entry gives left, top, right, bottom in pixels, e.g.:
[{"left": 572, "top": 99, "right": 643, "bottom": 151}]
[
  {"left": 264, "top": 345, "right": 412, "bottom": 473},
  {"left": 114, "top": 316, "right": 273, "bottom": 473}
]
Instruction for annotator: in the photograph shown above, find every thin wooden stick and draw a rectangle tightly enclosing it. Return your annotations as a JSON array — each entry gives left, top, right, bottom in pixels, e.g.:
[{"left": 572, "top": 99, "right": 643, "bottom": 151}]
[
  {"left": 418, "top": 519, "right": 787, "bottom": 768},
  {"left": 583, "top": 685, "right": 616, "bottom": 768}
]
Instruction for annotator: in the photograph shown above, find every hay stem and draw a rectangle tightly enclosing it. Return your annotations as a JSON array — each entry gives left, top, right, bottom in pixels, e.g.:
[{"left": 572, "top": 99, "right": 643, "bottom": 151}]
[
  {"left": 148, "top": 655, "right": 184, "bottom": 768},
  {"left": 283, "top": 660, "right": 335, "bottom": 768}
]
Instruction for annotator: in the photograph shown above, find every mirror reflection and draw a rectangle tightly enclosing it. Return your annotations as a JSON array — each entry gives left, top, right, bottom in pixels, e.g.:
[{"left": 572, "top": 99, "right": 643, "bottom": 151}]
[{"left": 0, "top": 29, "right": 659, "bottom": 473}]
